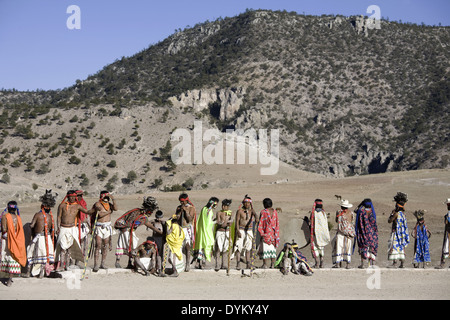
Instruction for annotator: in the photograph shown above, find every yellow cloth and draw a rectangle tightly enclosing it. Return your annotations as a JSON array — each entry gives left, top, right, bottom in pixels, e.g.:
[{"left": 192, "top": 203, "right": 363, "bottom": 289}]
[{"left": 166, "top": 220, "right": 185, "bottom": 261}]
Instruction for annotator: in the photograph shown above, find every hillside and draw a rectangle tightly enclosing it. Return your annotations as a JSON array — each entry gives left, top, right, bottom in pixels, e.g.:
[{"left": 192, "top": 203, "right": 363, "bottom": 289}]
[{"left": 0, "top": 9, "right": 449, "bottom": 199}]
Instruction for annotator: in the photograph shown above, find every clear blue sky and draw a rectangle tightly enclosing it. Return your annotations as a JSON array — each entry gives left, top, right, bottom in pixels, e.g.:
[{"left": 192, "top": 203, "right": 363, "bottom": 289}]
[{"left": 0, "top": 0, "right": 448, "bottom": 91}]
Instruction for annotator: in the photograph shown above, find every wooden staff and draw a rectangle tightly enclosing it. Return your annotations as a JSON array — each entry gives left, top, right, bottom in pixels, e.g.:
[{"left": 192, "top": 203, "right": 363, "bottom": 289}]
[
  {"left": 227, "top": 227, "right": 232, "bottom": 276},
  {"left": 250, "top": 218, "right": 257, "bottom": 277},
  {"left": 81, "top": 212, "right": 99, "bottom": 281},
  {"left": 161, "top": 243, "right": 169, "bottom": 277}
]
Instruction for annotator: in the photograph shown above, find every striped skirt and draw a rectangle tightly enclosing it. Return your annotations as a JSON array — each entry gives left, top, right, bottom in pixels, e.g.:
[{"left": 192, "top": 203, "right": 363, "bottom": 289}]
[
  {"left": 1, "top": 239, "right": 21, "bottom": 275},
  {"left": 261, "top": 242, "right": 277, "bottom": 259}
]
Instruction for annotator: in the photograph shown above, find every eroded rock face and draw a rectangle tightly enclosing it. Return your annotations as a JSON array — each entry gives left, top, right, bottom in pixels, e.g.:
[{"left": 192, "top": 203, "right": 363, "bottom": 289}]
[
  {"left": 167, "top": 23, "right": 221, "bottom": 55},
  {"left": 350, "top": 15, "right": 370, "bottom": 37},
  {"left": 168, "top": 87, "right": 246, "bottom": 121}
]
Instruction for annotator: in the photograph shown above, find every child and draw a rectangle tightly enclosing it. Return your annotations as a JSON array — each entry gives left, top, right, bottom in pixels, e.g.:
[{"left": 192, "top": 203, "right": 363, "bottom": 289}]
[{"left": 411, "top": 210, "right": 431, "bottom": 268}]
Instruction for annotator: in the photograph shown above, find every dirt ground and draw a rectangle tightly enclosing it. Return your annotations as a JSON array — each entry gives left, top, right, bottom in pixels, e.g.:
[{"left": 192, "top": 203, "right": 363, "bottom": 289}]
[{"left": 1, "top": 169, "right": 450, "bottom": 301}]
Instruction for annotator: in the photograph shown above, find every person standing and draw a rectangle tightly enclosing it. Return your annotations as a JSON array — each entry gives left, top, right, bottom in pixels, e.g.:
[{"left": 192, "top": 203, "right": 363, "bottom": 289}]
[
  {"left": 175, "top": 193, "right": 196, "bottom": 272},
  {"left": 310, "top": 199, "right": 330, "bottom": 268},
  {"left": 436, "top": 199, "right": 450, "bottom": 269},
  {"left": 332, "top": 200, "right": 355, "bottom": 269},
  {"left": 90, "top": 191, "right": 118, "bottom": 272},
  {"left": 387, "top": 192, "right": 410, "bottom": 268},
  {"left": 234, "top": 195, "right": 257, "bottom": 270},
  {"left": 163, "top": 212, "right": 185, "bottom": 277},
  {"left": 26, "top": 190, "right": 57, "bottom": 278},
  {"left": 55, "top": 190, "right": 94, "bottom": 271},
  {"left": 194, "top": 197, "right": 218, "bottom": 269},
  {"left": 75, "top": 190, "right": 90, "bottom": 258},
  {"left": 354, "top": 198, "right": 378, "bottom": 268},
  {"left": 1, "top": 201, "right": 27, "bottom": 286},
  {"left": 214, "top": 199, "right": 233, "bottom": 271},
  {"left": 411, "top": 210, "right": 431, "bottom": 268},
  {"left": 258, "top": 198, "right": 280, "bottom": 269},
  {"left": 148, "top": 210, "right": 165, "bottom": 274}
]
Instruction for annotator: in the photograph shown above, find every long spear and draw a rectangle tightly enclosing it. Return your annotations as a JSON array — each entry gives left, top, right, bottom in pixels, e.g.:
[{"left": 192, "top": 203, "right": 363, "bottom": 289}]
[
  {"left": 80, "top": 212, "right": 99, "bottom": 281},
  {"left": 250, "top": 216, "right": 257, "bottom": 277}
]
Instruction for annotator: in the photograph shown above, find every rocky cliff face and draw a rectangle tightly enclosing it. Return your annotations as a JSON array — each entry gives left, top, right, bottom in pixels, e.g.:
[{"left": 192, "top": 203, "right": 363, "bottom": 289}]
[
  {"left": 167, "top": 22, "right": 222, "bottom": 55},
  {"left": 168, "top": 87, "right": 246, "bottom": 121}
]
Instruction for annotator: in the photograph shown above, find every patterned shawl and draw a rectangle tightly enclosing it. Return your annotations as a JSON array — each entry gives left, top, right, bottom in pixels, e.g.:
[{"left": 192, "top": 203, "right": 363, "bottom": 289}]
[
  {"left": 354, "top": 203, "right": 378, "bottom": 256},
  {"left": 413, "top": 223, "right": 431, "bottom": 263},
  {"left": 392, "top": 211, "right": 410, "bottom": 252},
  {"left": 337, "top": 210, "right": 355, "bottom": 237},
  {"left": 258, "top": 208, "right": 280, "bottom": 248}
]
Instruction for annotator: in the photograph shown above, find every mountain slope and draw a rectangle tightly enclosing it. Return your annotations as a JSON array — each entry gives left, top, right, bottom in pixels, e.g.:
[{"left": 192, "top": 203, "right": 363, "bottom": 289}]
[{"left": 0, "top": 9, "right": 449, "bottom": 198}]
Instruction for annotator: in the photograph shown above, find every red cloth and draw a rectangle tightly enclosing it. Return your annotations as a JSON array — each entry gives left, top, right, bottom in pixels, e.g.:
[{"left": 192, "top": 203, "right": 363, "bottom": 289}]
[
  {"left": 258, "top": 208, "right": 280, "bottom": 248},
  {"left": 78, "top": 198, "right": 87, "bottom": 221}
]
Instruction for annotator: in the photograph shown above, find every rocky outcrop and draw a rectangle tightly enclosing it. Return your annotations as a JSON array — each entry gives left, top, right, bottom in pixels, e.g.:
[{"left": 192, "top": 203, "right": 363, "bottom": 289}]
[
  {"left": 168, "top": 87, "right": 246, "bottom": 121},
  {"left": 167, "top": 23, "right": 221, "bottom": 55},
  {"left": 327, "top": 16, "right": 344, "bottom": 29},
  {"left": 350, "top": 147, "right": 402, "bottom": 175},
  {"left": 350, "top": 15, "right": 370, "bottom": 37}
]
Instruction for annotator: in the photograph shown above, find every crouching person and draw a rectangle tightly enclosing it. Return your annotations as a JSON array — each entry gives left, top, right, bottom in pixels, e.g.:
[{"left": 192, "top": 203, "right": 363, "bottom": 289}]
[
  {"left": 132, "top": 237, "right": 158, "bottom": 276},
  {"left": 275, "top": 241, "right": 313, "bottom": 276}
]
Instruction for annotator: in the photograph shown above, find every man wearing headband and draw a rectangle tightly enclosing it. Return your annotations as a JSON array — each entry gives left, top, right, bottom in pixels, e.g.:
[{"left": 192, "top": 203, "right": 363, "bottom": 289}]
[
  {"left": 115, "top": 196, "right": 160, "bottom": 269},
  {"left": 214, "top": 199, "right": 233, "bottom": 271},
  {"left": 75, "top": 190, "right": 90, "bottom": 259},
  {"left": 354, "top": 199, "right": 378, "bottom": 269},
  {"left": 26, "top": 190, "right": 57, "bottom": 278},
  {"left": 55, "top": 190, "right": 94, "bottom": 271},
  {"left": 131, "top": 237, "right": 158, "bottom": 276},
  {"left": 436, "top": 199, "right": 450, "bottom": 269},
  {"left": 194, "top": 197, "right": 218, "bottom": 269},
  {"left": 310, "top": 199, "right": 330, "bottom": 268},
  {"left": 1, "top": 201, "right": 26, "bottom": 286},
  {"left": 387, "top": 192, "right": 410, "bottom": 268},
  {"left": 332, "top": 200, "right": 355, "bottom": 269},
  {"left": 175, "top": 193, "right": 196, "bottom": 272},
  {"left": 90, "top": 191, "right": 118, "bottom": 272},
  {"left": 234, "top": 195, "right": 257, "bottom": 270},
  {"left": 258, "top": 198, "right": 280, "bottom": 269}
]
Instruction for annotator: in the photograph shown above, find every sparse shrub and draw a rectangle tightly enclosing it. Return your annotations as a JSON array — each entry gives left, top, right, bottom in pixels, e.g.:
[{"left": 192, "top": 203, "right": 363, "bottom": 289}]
[
  {"left": 107, "top": 160, "right": 117, "bottom": 168},
  {"left": 97, "top": 169, "right": 109, "bottom": 181},
  {"left": 69, "top": 156, "right": 81, "bottom": 165},
  {"left": 1, "top": 173, "right": 10, "bottom": 184}
]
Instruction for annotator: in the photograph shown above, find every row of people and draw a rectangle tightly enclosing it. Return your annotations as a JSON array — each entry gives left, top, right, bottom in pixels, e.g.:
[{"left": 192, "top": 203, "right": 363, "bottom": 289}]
[
  {"left": 1, "top": 190, "right": 449, "bottom": 286},
  {"left": 311, "top": 192, "right": 449, "bottom": 270}
]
